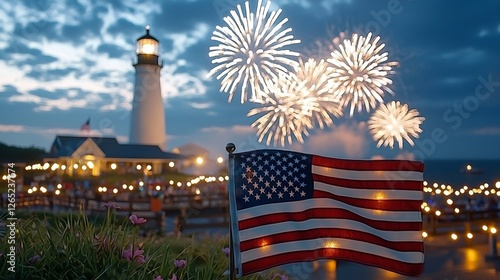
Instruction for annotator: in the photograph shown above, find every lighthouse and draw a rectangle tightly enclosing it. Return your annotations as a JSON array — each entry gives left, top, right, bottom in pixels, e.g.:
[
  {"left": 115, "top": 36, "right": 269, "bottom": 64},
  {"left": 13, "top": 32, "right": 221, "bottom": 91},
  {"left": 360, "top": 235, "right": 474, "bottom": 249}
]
[{"left": 129, "top": 26, "right": 167, "bottom": 150}]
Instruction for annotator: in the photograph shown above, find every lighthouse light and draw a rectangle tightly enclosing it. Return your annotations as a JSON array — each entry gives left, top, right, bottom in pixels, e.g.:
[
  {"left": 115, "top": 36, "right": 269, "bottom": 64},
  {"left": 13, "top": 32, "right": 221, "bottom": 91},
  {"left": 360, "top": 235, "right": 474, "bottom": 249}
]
[{"left": 136, "top": 38, "right": 158, "bottom": 55}]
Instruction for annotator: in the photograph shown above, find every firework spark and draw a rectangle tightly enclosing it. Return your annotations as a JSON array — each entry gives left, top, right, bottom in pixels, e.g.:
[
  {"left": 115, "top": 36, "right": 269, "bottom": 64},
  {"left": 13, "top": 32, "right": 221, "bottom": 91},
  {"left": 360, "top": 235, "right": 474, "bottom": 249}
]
[
  {"left": 368, "top": 101, "right": 425, "bottom": 149},
  {"left": 327, "top": 32, "right": 398, "bottom": 116},
  {"left": 208, "top": 0, "right": 300, "bottom": 103},
  {"left": 248, "top": 73, "right": 313, "bottom": 147},
  {"left": 294, "top": 57, "right": 342, "bottom": 129}
]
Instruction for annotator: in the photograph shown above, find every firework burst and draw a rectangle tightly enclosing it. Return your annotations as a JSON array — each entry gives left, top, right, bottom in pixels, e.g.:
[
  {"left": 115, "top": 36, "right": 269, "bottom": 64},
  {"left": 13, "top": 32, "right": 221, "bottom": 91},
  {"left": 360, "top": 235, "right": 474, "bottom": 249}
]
[
  {"left": 327, "top": 32, "right": 398, "bottom": 116},
  {"left": 208, "top": 0, "right": 300, "bottom": 103},
  {"left": 248, "top": 73, "right": 313, "bottom": 147},
  {"left": 294, "top": 57, "right": 343, "bottom": 129},
  {"left": 368, "top": 101, "right": 425, "bottom": 149}
]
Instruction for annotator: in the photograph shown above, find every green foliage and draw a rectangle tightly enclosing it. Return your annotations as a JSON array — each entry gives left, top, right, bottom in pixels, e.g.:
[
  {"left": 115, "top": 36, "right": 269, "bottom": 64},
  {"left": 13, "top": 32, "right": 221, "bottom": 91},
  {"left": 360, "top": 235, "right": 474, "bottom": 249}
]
[
  {"left": 0, "top": 210, "right": 286, "bottom": 280},
  {"left": 0, "top": 142, "right": 46, "bottom": 164}
]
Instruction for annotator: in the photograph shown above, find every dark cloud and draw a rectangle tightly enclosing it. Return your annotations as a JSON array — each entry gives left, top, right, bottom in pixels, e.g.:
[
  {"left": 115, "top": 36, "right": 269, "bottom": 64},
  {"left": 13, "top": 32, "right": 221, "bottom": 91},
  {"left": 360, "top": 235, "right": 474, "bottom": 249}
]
[
  {"left": 26, "top": 67, "right": 80, "bottom": 81},
  {"left": 27, "top": 88, "right": 70, "bottom": 99},
  {"left": 108, "top": 18, "right": 142, "bottom": 36},
  {"left": 0, "top": 85, "right": 20, "bottom": 101},
  {"left": 97, "top": 43, "right": 127, "bottom": 58},
  {"left": 12, "top": 20, "right": 60, "bottom": 41},
  {"left": 152, "top": 0, "right": 220, "bottom": 34}
]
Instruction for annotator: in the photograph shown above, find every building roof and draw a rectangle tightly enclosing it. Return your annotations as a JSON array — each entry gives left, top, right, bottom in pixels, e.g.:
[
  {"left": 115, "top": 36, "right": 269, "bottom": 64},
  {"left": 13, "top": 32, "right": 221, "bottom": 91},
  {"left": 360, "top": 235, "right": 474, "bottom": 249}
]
[{"left": 47, "top": 135, "right": 186, "bottom": 160}]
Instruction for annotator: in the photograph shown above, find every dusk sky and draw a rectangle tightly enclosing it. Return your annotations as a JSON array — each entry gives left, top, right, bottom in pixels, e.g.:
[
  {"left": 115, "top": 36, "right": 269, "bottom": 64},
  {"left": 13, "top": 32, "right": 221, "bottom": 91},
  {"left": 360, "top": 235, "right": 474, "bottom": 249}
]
[{"left": 1, "top": 0, "right": 499, "bottom": 161}]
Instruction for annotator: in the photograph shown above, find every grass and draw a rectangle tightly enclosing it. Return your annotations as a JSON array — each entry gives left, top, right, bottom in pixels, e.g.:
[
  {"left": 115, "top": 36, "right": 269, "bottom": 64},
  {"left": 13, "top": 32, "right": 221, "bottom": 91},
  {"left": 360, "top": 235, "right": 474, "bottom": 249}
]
[{"left": 0, "top": 209, "right": 287, "bottom": 280}]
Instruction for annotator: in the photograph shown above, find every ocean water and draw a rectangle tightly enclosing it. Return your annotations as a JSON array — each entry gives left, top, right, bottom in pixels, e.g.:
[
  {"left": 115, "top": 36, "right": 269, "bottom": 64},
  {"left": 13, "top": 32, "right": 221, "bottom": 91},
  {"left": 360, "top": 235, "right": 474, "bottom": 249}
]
[{"left": 423, "top": 159, "right": 500, "bottom": 188}]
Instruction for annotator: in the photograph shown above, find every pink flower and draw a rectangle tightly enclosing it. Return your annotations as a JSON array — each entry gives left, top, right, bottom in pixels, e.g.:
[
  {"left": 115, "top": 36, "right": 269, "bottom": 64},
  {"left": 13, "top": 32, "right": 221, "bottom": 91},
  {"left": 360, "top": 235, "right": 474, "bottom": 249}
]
[
  {"left": 129, "top": 214, "right": 147, "bottom": 225},
  {"left": 122, "top": 244, "right": 145, "bottom": 263},
  {"left": 102, "top": 202, "right": 121, "bottom": 209},
  {"left": 273, "top": 273, "right": 289, "bottom": 280},
  {"left": 169, "top": 274, "right": 177, "bottom": 280},
  {"left": 28, "top": 255, "right": 40, "bottom": 265},
  {"left": 173, "top": 259, "right": 186, "bottom": 268},
  {"left": 135, "top": 254, "right": 146, "bottom": 264},
  {"left": 153, "top": 276, "right": 163, "bottom": 280},
  {"left": 222, "top": 247, "right": 230, "bottom": 257}
]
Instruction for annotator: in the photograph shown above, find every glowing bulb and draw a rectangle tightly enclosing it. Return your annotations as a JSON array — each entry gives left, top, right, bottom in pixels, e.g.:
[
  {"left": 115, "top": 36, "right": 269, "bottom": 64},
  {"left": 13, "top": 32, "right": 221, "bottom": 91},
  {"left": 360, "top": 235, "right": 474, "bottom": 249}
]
[
  {"left": 435, "top": 210, "right": 441, "bottom": 216},
  {"left": 422, "top": 232, "right": 428, "bottom": 238},
  {"left": 482, "top": 225, "right": 488, "bottom": 231},
  {"left": 491, "top": 228, "right": 497, "bottom": 234},
  {"left": 113, "top": 188, "right": 118, "bottom": 194},
  {"left": 451, "top": 233, "right": 458, "bottom": 240},
  {"left": 111, "top": 163, "right": 117, "bottom": 170},
  {"left": 196, "top": 157, "right": 204, "bottom": 165},
  {"left": 467, "top": 233, "right": 473, "bottom": 239}
]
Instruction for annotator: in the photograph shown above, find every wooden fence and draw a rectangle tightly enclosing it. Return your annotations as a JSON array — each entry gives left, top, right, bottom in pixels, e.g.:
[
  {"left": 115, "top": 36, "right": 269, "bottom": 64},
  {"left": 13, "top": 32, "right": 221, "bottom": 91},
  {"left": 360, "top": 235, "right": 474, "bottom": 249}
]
[{"left": 2, "top": 192, "right": 229, "bottom": 236}]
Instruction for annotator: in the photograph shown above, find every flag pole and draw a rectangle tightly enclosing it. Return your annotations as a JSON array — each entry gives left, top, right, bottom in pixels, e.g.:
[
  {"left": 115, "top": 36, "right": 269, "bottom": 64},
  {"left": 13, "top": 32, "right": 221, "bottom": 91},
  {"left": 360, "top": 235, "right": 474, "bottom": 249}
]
[{"left": 226, "top": 143, "right": 237, "bottom": 280}]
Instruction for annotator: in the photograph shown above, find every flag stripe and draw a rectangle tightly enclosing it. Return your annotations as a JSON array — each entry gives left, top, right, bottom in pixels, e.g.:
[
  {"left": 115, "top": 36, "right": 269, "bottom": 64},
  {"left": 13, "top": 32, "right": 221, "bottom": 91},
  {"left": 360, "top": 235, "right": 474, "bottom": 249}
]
[
  {"left": 242, "top": 248, "right": 423, "bottom": 276},
  {"left": 315, "top": 181, "right": 422, "bottom": 200},
  {"left": 312, "top": 156, "right": 424, "bottom": 172},
  {"left": 238, "top": 210, "right": 422, "bottom": 235},
  {"left": 238, "top": 199, "right": 422, "bottom": 223},
  {"left": 314, "top": 173, "right": 423, "bottom": 191},
  {"left": 242, "top": 238, "right": 424, "bottom": 264},
  {"left": 314, "top": 190, "right": 421, "bottom": 211},
  {"left": 240, "top": 228, "right": 424, "bottom": 252},
  {"left": 312, "top": 165, "right": 423, "bottom": 182}
]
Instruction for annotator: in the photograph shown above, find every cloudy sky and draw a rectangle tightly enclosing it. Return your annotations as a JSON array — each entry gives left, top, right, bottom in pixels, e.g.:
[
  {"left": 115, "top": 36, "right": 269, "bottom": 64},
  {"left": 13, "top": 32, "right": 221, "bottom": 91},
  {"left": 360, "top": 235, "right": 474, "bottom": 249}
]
[{"left": 1, "top": 0, "right": 499, "bottom": 161}]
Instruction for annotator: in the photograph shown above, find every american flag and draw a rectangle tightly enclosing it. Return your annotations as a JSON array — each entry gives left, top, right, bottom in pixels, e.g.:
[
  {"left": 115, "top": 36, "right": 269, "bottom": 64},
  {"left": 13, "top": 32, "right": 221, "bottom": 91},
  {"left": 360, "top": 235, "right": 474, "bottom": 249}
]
[
  {"left": 80, "top": 118, "right": 90, "bottom": 131},
  {"left": 228, "top": 149, "right": 424, "bottom": 277}
]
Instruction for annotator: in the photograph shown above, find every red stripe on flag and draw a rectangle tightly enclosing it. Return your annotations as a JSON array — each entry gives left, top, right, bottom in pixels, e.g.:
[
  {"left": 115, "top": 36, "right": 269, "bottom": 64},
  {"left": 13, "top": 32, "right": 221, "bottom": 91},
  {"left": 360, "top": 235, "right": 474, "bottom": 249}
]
[
  {"left": 313, "top": 190, "right": 421, "bottom": 211},
  {"left": 313, "top": 173, "right": 423, "bottom": 190},
  {"left": 238, "top": 208, "right": 422, "bottom": 231},
  {"left": 240, "top": 228, "right": 424, "bottom": 252},
  {"left": 312, "top": 156, "right": 424, "bottom": 172},
  {"left": 242, "top": 248, "right": 424, "bottom": 277}
]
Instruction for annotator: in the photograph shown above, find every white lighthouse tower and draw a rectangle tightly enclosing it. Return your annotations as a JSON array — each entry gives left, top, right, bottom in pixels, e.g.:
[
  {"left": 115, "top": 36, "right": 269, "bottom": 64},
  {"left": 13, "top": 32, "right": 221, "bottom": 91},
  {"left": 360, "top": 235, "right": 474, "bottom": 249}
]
[{"left": 129, "top": 26, "right": 167, "bottom": 150}]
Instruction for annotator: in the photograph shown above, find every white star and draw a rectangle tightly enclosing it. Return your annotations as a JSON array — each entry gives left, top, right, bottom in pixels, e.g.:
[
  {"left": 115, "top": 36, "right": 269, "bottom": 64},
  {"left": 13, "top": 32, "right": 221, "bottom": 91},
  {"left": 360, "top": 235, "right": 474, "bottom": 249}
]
[
  {"left": 278, "top": 192, "right": 284, "bottom": 199},
  {"left": 300, "top": 191, "right": 306, "bottom": 197},
  {"left": 289, "top": 191, "right": 295, "bottom": 197},
  {"left": 241, "top": 184, "right": 247, "bottom": 190},
  {"left": 248, "top": 189, "right": 254, "bottom": 195},
  {"left": 255, "top": 194, "right": 261, "bottom": 200},
  {"left": 294, "top": 186, "right": 300, "bottom": 192},
  {"left": 260, "top": 187, "right": 266, "bottom": 194},
  {"left": 283, "top": 186, "right": 289, "bottom": 192},
  {"left": 243, "top": 195, "right": 250, "bottom": 202},
  {"left": 271, "top": 186, "right": 277, "bottom": 193},
  {"left": 267, "top": 193, "right": 272, "bottom": 199}
]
